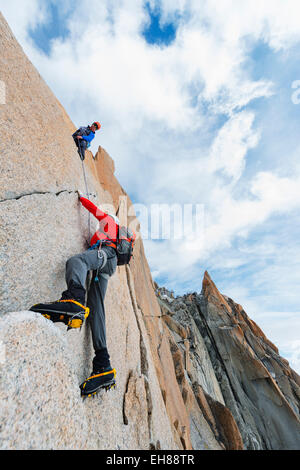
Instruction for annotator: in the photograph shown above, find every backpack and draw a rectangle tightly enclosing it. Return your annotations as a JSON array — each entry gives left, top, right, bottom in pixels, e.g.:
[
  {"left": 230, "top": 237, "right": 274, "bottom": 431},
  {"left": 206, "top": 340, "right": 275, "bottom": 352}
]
[
  {"left": 73, "top": 126, "right": 92, "bottom": 138},
  {"left": 72, "top": 127, "right": 93, "bottom": 145},
  {"left": 116, "top": 227, "right": 136, "bottom": 266}
]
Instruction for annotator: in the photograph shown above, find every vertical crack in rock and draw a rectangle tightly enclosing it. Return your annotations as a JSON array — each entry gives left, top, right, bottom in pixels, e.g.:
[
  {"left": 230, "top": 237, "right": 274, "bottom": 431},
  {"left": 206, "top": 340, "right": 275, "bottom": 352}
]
[
  {"left": 122, "top": 370, "right": 133, "bottom": 426},
  {"left": 125, "top": 325, "right": 129, "bottom": 358},
  {"left": 143, "top": 375, "right": 153, "bottom": 438},
  {"left": 125, "top": 266, "right": 152, "bottom": 439}
]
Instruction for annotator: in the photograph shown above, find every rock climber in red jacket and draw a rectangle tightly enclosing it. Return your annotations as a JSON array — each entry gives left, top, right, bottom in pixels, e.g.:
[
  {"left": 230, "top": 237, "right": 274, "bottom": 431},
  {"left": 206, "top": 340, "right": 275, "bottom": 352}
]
[
  {"left": 79, "top": 194, "right": 119, "bottom": 247},
  {"left": 30, "top": 193, "right": 129, "bottom": 397}
]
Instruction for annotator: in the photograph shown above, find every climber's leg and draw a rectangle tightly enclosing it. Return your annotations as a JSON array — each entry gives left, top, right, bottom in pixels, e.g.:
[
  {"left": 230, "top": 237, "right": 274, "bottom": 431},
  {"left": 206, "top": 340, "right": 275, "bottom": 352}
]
[
  {"left": 80, "top": 250, "right": 117, "bottom": 396},
  {"left": 78, "top": 140, "right": 87, "bottom": 161},
  {"left": 87, "top": 273, "right": 110, "bottom": 368},
  {"left": 30, "top": 249, "right": 106, "bottom": 329},
  {"left": 86, "top": 250, "right": 118, "bottom": 370},
  {"left": 65, "top": 248, "right": 104, "bottom": 297}
]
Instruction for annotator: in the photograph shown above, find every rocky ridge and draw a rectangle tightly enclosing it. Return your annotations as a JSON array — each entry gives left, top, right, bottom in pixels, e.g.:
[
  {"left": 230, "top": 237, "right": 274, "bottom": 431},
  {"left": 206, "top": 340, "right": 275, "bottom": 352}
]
[{"left": 155, "top": 273, "right": 300, "bottom": 449}]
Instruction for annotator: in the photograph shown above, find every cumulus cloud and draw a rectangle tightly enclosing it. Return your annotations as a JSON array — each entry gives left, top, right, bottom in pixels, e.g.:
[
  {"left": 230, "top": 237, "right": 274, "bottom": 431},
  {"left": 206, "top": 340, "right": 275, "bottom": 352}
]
[
  {"left": 208, "top": 111, "right": 260, "bottom": 180},
  {"left": 2, "top": 0, "right": 300, "bottom": 371},
  {"left": 0, "top": 0, "right": 47, "bottom": 42},
  {"left": 282, "top": 340, "right": 300, "bottom": 375},
  {"left": 160, "top": 0, "right": 300, "bottom": 51}
]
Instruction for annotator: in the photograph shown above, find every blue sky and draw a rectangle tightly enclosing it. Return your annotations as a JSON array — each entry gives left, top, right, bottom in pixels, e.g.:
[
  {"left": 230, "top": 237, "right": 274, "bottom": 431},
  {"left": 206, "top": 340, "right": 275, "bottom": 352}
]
[
  {"left": 143, "top": 2, "right": 177, "bottom": 46},
  {"left": 27, "top": 1, "right": 178, "bottom": 54},
  {"left": 28, "top": 3, "right": 70, "bottom": 55},
  {"left": 1, "top": 0, "right": 300, "bottom": 373}
]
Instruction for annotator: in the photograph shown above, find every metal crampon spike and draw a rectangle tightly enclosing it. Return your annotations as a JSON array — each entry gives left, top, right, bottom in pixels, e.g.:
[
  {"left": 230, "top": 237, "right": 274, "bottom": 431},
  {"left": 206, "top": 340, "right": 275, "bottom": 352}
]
[
  {"left": 81, "top": 379, "right": 116, "bottom": 398},
  {"left": 105, "top": 382, "right": 116, "bottom": 392}
]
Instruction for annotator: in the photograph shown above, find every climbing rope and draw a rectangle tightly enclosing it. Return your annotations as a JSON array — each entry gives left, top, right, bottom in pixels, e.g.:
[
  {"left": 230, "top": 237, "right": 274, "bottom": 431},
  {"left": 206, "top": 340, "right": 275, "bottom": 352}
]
[{"left": 79, "top": 150, "right": 91, "bottom": 243}]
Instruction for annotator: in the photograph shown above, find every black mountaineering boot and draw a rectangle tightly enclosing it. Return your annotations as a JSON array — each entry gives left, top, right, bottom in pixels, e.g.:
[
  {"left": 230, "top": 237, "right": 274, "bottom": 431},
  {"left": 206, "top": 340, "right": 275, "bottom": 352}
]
[
  {"left": 93, "top": 348, "right": 111, "bottom": 372},
  {"left": 30, "top": 299, "right": 90, "bottom": 330},
  {"left": 80, "top": 366, "right": 116, "bottom": 397}
]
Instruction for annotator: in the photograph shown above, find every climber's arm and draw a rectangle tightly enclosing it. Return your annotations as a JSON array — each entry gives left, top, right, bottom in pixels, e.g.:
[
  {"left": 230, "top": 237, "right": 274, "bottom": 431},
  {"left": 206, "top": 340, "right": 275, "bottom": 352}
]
[
  {"left": 81, "top": 133, "right": 95, "bottom": 143},
  {"left": 79, "top": 196, "right": 107, "bottom": 221}
]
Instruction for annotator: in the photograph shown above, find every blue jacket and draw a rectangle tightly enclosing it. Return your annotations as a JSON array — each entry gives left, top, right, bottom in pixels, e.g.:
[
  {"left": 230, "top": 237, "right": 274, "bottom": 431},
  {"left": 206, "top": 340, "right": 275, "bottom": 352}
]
[{"left": 81, "top": 130, "right": 95, "bottom": 143}]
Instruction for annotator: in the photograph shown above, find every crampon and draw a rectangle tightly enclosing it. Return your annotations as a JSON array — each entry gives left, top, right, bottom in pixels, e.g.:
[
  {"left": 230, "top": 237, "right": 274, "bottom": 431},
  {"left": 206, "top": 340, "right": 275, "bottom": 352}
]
[
  {"left": 30, "top": 299, "right": 90, "bottom": 330},
  {"left": 80, "top": 367, "right": 116, "bottom": 399}
]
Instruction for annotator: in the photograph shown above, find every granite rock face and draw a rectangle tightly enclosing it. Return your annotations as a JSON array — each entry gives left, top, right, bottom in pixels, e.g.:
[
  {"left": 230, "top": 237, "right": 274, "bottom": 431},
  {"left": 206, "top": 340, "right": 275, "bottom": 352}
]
[
  {"left": 0, "top": 12, "right": 177, "bottom": 450},
  {"left": 155, "top": 274, "right": 300, "bottom": 450},
  {"left": 0, "top": 12, "right": 220, "bottom": 450},
  {"left": 91, "top": 148, "right": 224, "bottom": 450},
  {"left": 1, "top": 12, "right": 299, "bottom": 450}
]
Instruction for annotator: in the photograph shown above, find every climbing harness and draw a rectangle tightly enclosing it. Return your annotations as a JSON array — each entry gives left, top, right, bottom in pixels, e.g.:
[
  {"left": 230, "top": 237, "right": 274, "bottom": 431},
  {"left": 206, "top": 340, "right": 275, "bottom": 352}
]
[
  {"left": 95, "top": 243, "right": 108, "bottom": 282},
  {"left": 88, "top": 240, "right": 111, "bottom": 282}
]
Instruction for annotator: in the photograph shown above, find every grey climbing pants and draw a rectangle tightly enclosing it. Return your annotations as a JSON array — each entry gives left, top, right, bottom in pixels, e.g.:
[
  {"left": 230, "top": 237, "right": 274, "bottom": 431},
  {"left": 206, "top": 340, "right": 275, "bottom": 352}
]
[
  {"left": 78, "top": 140, "right": 88, "bottom": 161},
  {"left": 65, "top": 246, "right": 117, "bottom": 352},
  {"left": 73, "top": 136, "right": 88, "bottom": 160}
]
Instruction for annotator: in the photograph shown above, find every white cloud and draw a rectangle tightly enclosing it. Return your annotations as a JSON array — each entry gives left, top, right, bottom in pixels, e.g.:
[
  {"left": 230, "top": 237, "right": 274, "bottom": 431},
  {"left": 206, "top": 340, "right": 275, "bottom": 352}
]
[
  {"left": 249, "top": 312, "right": 300, "bottom": 374},
  {"left": 208, "top": 111, "right": 260, "bottom": 181},
  {"left": 0, "top": 0, "right": 47, "bottom": 43},
  {"left": 1, "top": 0, "right": 300, "bottom": 371},
  {"left": 160, "top": 0, "right": 300, "bottom": 51},
  {"left": 281, "top": 340, "right": 300, "bottom": 375}
]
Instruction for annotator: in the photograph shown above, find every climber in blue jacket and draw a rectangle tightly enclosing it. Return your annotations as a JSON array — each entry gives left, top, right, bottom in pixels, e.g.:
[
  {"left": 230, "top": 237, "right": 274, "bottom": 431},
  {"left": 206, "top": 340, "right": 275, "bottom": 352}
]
[{"left": 72, "top": 121, "right": 101, "bottom": 161}]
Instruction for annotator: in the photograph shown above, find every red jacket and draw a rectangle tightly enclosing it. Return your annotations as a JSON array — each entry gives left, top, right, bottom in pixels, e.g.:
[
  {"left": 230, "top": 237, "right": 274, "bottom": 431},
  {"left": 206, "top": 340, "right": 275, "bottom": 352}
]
[{"left": 80, "top": 196, "right": 119, "bottom": 246}]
